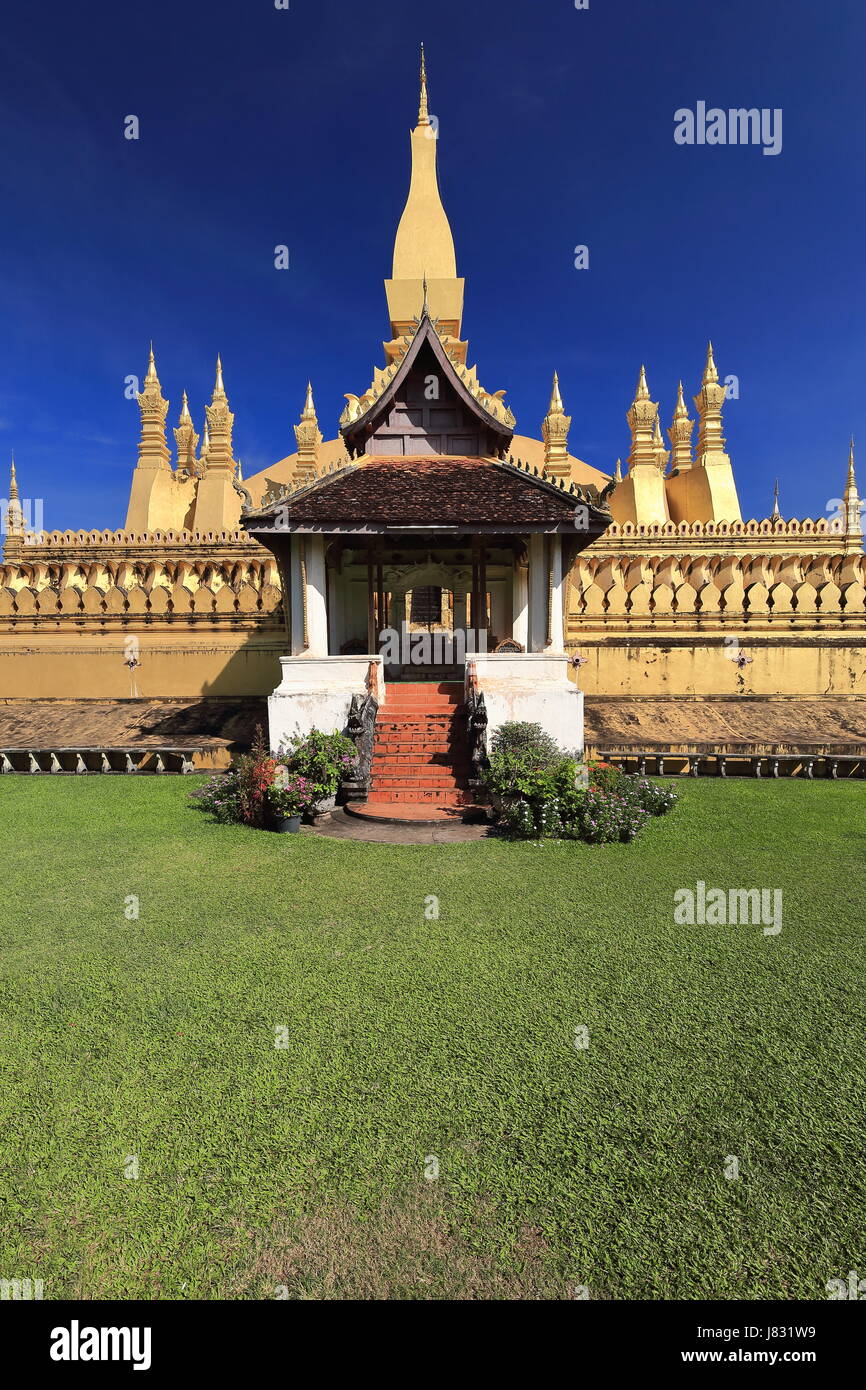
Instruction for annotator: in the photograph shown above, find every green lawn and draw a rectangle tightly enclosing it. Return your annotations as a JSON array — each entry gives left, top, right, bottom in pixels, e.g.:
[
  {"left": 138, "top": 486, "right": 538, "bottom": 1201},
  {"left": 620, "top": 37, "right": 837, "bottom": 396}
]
[{"left": 1, "top": 776, "right": 864, "bottom": 1300}]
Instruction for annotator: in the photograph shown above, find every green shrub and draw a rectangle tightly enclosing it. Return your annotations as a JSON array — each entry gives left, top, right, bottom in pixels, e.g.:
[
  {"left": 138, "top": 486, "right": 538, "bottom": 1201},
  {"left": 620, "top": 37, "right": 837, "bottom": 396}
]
[
  {"left": 280, "top": 729, "right": 357, "bottom": 804},
  {"left": 490, "top": 729, "right": 678, "bottom": 843},
  {"left": 484, "top": 721, "right": 565, "bottom": 797}
]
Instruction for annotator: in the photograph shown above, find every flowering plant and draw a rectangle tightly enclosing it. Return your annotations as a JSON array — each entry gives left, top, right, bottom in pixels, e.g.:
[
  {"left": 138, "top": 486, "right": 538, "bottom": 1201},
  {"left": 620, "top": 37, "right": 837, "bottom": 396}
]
[
  {"left": 267, "top": 769, "right": 314, "bottom": 818},
  {"left": 190, "top": 770, "right": 242, "bottom": 825},
  {"left": 492, "top": 728, "right": 678, "bottom": 843}
]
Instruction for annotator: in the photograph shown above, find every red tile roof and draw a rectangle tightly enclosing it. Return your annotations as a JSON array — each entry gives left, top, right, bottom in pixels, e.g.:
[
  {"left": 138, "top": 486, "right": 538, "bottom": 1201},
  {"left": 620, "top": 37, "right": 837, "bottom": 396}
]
[{"left": 250, "top": 456, "right": 595, "bottom": 528}]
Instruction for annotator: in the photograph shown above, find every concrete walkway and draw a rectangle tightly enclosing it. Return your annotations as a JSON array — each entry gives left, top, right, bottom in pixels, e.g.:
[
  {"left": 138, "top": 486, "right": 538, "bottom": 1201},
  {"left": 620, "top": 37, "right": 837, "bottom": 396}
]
[{"left": 302, "top": 807, "right": 493, "bottom": 845}]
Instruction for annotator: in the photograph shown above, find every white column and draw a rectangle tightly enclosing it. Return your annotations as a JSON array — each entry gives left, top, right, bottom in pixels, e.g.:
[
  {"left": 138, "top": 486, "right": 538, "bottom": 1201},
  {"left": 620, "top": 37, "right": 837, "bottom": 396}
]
[
  {"left": 545, "top": 534, "right": 565, "bottom": 654},
  {"left": 328, "top": 565, "right": 344, "bottom": 657},
  {"left": 289, "top": 536, "right": 305, "bottom": 655},
  {"left": 512, "top": 551, "right": 529, "bottom": 650},
  {"left": 528, "top": 533, "right": 547, "bottom": 652},
  {"left": 305, "top": 535, "right": 329, "bottom": 657}
]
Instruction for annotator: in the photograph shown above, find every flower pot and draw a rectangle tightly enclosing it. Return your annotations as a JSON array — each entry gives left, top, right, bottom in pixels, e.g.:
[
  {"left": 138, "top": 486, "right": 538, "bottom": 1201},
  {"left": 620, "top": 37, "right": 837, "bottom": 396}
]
[
  {"left": 274, "top": 814, "right": 301, "bottom": 834},
  {"left": 303, "top": 794, "right": 337, "bottom": 824}
]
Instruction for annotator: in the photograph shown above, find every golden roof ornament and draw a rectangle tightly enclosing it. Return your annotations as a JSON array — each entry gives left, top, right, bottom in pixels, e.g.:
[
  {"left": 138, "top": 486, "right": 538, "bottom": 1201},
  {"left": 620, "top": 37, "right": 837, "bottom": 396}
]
[
  {"left": 3, "top": 453, "right": 24, "bottom": 560},
  {"left": 174, "top": 391, "right": 200, "bottom": 475},
  {"left": 668, "top": 380, "right": 695, "bottom": 471},
  {"left": 703, "top": 340, "right": 719, "bottom": 385},
  {"left": 294, "top": 382, "right": 322, "bottom": 482},
  {"left": 694, "top": 343, "right": 726, "bottom": 460},
  {"left": 843, "top": 437, "right": 862, "bottom": 547},
  {"left": 135, "top": 345, "right": 171, "bottom": 470},
  {"left": 542, "top": 370, "right": 571, "bottom": 479},
  {"left": 204, "top": 357, "right": 235, "bottom": 470}
]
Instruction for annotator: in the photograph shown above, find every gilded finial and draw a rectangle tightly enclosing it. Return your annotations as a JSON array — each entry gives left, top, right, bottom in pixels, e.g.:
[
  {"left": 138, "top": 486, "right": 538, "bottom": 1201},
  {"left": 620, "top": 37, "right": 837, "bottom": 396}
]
[
  {"left": 145, "top": 343, "right": 159, "bottom": 383},
  {"left": 9, "top": 452, "right": 18, "bottom": 499},
  {"left": 771, "top": 478, "right": 781, "bottom": 521},
  {"left": 179, "top": 390, "right": 191, "bottom": 423},
  {"left": 635, "top": 365, "right": 650, "bottom": 400},
  {"left": 213, "top": 355, "right": 225, "bottom": 398},
  {"left": 548, "top": 370, "right": 564, "bottom": 414},
  {"left": 674, "top": 380, "right": 688, "bottom": 417},
  {"left": 302, "top": 381, "right": 316, "bottom": 419},
  {"left": 614, "top": 458, "right": 622, "bottom": 482},
  {"left": 703, "top": 341, "right": 719, "bottom": 385},
  {"left": 418, "top": 42, "right": 429, "bottom": 125},
  {"left": 848, "top": 436, "right": 856, "bottom": 487}
]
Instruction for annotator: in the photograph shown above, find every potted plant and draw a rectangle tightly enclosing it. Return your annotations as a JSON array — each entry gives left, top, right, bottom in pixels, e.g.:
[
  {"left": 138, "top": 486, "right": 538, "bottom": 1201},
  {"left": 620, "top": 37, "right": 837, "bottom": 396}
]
[
  {"left": 267, "top": 767, "right": 312, "bottom": 833},
  {"left": 279, "top": 729, "right": 357, "bottom": 821}
]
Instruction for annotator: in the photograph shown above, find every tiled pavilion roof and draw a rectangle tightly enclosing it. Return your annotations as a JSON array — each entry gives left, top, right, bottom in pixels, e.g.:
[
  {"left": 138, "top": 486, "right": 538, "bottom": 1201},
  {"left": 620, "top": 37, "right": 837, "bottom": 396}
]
[{"left": 244, "top": 455, "right": 610, "bottom": 533}]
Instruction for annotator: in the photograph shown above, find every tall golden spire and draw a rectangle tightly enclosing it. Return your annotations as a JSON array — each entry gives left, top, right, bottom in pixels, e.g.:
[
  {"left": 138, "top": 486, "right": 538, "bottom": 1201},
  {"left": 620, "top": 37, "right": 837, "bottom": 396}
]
[
  {"left": 418, "top": 42, "right": 429, "bottom": 126},
  {"left": 385, "top": 46, "right": 464, "bottom": 338}
]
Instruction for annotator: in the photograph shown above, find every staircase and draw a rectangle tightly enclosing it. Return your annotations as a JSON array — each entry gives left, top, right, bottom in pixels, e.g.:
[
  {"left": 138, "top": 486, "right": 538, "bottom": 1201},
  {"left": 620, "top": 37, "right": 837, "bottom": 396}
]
[{"left": 357, "top": 681, "right": 483, "bottom": 821}]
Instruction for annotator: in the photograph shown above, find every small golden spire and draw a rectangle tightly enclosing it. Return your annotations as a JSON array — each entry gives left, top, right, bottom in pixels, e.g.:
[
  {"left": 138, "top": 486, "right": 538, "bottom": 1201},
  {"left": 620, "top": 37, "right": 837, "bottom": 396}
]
[
  {"left": 771, "top": 478, "right": 781, "bottom": 521},
  {"left": 848, "top": 436, "right": 857, "bottom": 489},
  {"left": 635, "top": 365, "right": 650, "bottom": 400},
  {"left": 201, "top": 418, "right": 210, "bottom": 460},
  {"left": 674, "top": 380, "right": 688, "bottom": 417},
  {"left": 703, "top": 341, "right": 719, "bottom": 385},
  {"left": 418, "top": 42, "right": 429, "bottom": 125},
  {"left": 548, "top": 370, "right": 564, "bottom": 414},
  {"left": 213, "top": 355, "right": 226, "bottom": 399},
  {"left": 145, "top": 343, "right": 159, "bottom": 384},
  {"left": 614, "top": 457, "right": 622, "bottom": 481},
  {"left": 5, "top": 452, "right": 24, "bottom": 554},
  {"left": 236, "top": 458, "right": 244, "bottom": 482},
  {"left": 179, "top": 390, "right": 191, "bottom": 423},
  {"left": 301, "top": 381, "right": 316, "bottom": 419}
]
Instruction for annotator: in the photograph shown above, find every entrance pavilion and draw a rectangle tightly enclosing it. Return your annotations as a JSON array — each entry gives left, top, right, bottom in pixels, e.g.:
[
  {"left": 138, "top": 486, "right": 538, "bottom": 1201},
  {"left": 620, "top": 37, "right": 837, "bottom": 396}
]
[{"left": 242, "top": 313, "right": 611, "bottom": 816}]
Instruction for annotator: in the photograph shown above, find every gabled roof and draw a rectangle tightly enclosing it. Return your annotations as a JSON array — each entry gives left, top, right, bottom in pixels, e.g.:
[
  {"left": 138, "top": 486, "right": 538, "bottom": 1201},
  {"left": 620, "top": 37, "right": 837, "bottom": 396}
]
[
  {"left": 340, "top": 310, "right": 515, "bottom": 456},
  {"left": 242, "top": 454, "right": 611, "bottom": 535}
]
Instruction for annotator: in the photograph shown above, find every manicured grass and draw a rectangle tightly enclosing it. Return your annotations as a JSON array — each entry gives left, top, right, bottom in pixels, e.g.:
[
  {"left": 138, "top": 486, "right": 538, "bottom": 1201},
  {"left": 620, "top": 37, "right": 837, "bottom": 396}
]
[{"left": 1, "top": 776, "right": 864, "bottom": 1299}]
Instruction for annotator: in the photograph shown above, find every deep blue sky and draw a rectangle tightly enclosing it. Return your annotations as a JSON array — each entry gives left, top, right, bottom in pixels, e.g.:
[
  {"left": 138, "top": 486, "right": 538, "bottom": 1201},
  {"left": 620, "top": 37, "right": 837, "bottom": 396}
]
[{"left": 1, "top": 0, "right": 864, "bottom": 530}]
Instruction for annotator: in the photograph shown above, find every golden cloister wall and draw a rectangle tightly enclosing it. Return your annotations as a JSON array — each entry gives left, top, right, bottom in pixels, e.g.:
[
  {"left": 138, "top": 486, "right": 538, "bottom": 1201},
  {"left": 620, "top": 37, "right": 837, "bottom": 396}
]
[
  {"left": 0, "top": 529, "right": 284, "bottom": 700},
  {"left": 568, "top": 520, "right": 866, "bottom": 698}
]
